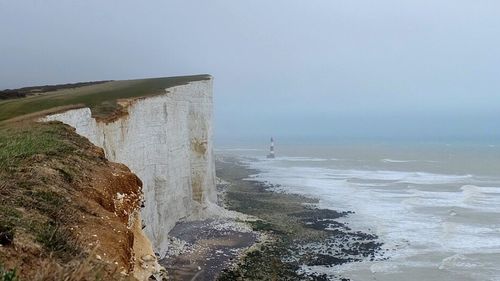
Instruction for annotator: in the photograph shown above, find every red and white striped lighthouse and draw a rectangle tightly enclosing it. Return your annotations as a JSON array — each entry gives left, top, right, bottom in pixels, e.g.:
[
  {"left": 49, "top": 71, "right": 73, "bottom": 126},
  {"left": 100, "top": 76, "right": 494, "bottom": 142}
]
[{"left": 267, "top": 137, "right": 275, "bottom": 158}]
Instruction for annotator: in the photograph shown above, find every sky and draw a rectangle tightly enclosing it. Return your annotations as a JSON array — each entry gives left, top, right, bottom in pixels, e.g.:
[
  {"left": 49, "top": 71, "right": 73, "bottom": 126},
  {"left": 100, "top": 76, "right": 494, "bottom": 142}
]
[{"left": 1, "top": 1, "right": 499, "bottom": 143}]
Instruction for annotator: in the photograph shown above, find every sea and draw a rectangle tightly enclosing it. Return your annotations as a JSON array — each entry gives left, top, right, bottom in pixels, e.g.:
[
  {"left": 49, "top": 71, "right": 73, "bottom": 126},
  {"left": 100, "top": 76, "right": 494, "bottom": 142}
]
[{"left": 216, "top": 141, "right": 500, "bottom": 281}]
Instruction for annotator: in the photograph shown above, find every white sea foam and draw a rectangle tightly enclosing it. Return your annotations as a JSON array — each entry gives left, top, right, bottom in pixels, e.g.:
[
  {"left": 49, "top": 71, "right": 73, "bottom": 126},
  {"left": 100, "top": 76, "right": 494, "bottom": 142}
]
[
  {"left": 274, "top": 156, "right": 329, "bottom": 162},
  {"left": 248, "top": 164, "right": 471, "bottom": 186},
  {"left": 370, "top": 262, "right": 400, "bottom": 273},
  {"left": 381, "top": 158, "right": 439, "bottom": 163},
  {"left": 438, "top": 254, "right": 479, "bottom": 270},
  {"left": 215, "top": 148, "right": 264, "bottom": 152},
  {"left": 240, "top": 156, "right": 500, "bottom": 280},
  {"left": 461, "top": 185, "right": 500, "bottom": 195}
]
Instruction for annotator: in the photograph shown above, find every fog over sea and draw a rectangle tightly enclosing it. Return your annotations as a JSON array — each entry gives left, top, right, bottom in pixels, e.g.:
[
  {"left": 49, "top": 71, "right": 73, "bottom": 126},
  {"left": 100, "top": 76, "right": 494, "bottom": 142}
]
[{"left": 217, "top": 141, "right": 500, "bottom": 281}]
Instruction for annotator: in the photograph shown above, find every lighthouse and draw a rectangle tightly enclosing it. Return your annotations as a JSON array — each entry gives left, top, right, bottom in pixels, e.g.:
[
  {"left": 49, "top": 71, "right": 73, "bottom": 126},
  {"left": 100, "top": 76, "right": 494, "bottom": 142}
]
[{"left": 267, "top": 137, "right": 275, "bottom": 159}]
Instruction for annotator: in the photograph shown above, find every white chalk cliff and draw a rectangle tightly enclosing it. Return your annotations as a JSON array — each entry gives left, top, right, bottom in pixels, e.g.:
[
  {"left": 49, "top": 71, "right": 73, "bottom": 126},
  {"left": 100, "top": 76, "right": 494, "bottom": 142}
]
[{"left": 43, "top": 78, "right": 216, "bottom": 258}]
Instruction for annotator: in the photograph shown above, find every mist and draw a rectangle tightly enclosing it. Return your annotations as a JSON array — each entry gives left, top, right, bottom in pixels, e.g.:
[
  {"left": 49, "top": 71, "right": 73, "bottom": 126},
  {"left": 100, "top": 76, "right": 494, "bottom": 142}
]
[{"left": 1, "top": 0, "right": 499, "bottom": 143}]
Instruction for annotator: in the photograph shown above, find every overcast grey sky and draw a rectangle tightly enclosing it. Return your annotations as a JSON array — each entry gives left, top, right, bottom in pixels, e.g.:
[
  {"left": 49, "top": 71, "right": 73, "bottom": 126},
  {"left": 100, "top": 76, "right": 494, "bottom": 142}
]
[{"left": 1, "top": 1, "right": 499, "bottom": 142}]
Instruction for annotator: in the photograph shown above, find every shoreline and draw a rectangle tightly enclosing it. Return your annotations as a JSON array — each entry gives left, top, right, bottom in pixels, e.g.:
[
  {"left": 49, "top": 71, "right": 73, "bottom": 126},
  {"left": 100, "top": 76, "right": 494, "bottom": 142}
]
[
  {"left": 161, "top": 155, "right": 384, "bottom": 280},
  {"left": 160, "top": 218, "right": 258, "bottom": 281},
  {"left": 216, "top": 156, "right": 384, "bottom": 281}
]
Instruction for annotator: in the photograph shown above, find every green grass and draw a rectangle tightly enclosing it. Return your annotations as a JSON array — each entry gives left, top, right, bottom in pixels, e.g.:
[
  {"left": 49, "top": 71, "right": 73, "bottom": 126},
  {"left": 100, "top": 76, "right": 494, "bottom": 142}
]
[
  {"left": 0, "top": 121, "right": 139, "bottom": 279},
  {"left": 30, "top": 190, "right": 67, "bottom": 214},
  {"left": 0, "top": 123, "right": 74, "bottom": 170},
  {"left": 0, "top": 74, "right": 210, "bottom": 122},
  {"left": 0, "top": 206, "right": 21, "bottom": 232},
  {"left": 35, "top": 222, "right": 82, "bottom": 260},
  {"left": 0, "top": 122, "right": 86, "bottom": 264},
  {"left": 0, "top": 205, "right": 21, "bottom": 248},
  {"left": 0, "top": 264, "right": 18, "bottom": 281}
]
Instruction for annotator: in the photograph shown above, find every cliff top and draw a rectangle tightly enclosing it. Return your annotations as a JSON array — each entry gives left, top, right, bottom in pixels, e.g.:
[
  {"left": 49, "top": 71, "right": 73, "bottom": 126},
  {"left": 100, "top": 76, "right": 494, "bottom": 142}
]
[
  {"left": 0, "top": 121, "right": 144, "bottom": 280},
  {"left": 0, "top": 74, "right": 211, "bottom": 123}
]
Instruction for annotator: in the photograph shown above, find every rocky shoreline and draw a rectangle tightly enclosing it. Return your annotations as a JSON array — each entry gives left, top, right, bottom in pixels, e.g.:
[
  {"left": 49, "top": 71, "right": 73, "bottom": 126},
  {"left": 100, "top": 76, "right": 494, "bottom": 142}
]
[
  {"left": 161, "top": 156, "right": 385, "bottom": 280},
  {"left": 216, "top": 156, "right": 385, "bottom": 281}
]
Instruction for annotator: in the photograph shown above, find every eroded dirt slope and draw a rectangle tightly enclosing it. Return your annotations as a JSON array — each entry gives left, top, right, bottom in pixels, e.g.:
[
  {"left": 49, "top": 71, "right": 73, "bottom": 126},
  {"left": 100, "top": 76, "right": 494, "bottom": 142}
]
[{"left": 0, "top": 121, "right": 145, "bottom": 280}]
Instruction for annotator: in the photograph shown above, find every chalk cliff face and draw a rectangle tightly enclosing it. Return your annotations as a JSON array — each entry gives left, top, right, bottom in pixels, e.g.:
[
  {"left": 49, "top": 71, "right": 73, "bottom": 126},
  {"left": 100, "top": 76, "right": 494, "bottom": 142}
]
[{"left": 44, "top": 78, "right": 216, "bottom": 257}]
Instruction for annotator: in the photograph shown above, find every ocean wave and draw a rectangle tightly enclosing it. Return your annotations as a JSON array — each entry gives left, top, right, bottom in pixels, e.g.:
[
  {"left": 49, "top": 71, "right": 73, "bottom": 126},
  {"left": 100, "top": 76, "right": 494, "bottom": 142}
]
[
  {"left": 247, "top": 159, "right": 474, "bottom": 187},
  {"left": 370, "top": 262, "right": 400, "bottom": 273},
  {"left": 215, "top": 148, "right": 264, "bottom": 152},
  {"left": 381, "top": 158, "right": 415, "bottom": 163},
  {"left": 272, "top": 156, "right": 329, "bottom": 162},
  {"left": 438, "top": 254, "right": 479, "bottom": 270},
  {"left": 237, "top": 155, "right": 500, "bottom": 281},
  {"left": 460, "top": 185, "right": 500, "bottom": 208},
  {"left": 381, "top": 158, "right": 439, "bottom": 163},
  {"left": 328, "top": 169, "right": 471, "bottom": 185},
  {"left": 461, "top": 184, "right": 500, "bottom": 194}
]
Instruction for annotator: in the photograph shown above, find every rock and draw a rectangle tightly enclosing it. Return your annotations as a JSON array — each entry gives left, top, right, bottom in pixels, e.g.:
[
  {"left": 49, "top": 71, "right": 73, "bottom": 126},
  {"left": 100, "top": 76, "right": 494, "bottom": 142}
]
[{"left": 141, "top": 254, "right": 156, "bottom": 262}]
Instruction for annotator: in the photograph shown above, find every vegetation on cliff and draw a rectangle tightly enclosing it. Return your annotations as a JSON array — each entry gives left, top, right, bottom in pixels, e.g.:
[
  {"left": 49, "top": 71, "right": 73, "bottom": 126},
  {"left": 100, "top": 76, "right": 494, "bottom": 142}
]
[
  {"left": 0, "top": 75, "right": 210, "bottom": 123},
  {"left": 0, "top": 121, "right": 144, "bottom": 280},
  {"left": 0, "top": 81, "right": 110, "bottom": 101},
  {"left": 0, "top": 75, "right": 212, "bottom": 280}
]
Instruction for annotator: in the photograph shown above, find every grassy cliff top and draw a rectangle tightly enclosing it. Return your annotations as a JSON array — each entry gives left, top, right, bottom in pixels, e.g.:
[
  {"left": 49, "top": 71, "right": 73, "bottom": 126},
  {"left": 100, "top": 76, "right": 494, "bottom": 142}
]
[{"left": 0, "top": 74, "right": 211, "bottom": 123}]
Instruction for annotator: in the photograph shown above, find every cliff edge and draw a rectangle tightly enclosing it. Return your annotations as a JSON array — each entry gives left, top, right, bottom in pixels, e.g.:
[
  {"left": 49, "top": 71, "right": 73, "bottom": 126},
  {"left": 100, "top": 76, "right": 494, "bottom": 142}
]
[
  {"left": 0, "top": 122, "right": 163, "bottom": 280},
  {"left": 0, "top": 75, "right": 217, "bottom": 280},
  {"left": 43, "top": 77, "right": 216, "bottom": 257}
]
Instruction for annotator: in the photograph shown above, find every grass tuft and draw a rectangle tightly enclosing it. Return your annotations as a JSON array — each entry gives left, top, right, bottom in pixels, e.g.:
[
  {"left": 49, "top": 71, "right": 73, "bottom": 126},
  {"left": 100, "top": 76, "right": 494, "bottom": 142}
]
[
  {"left": 0, "top": 207, "right": 20, "bottom": 245},
  {"left": 32, "top": 191, "right": 66, "bottom": 210},
  {"left": 35, "top": 222, "right": 82, "bottom": 260},
  {"left": 56, "top": 167, "right": 74, "bottom": 183},
  {"left": 0, "top": 264, "right": 18, "bottom": 281},
  {"left": 24, "top": 190, "right": 69, "bottom": 222}
]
